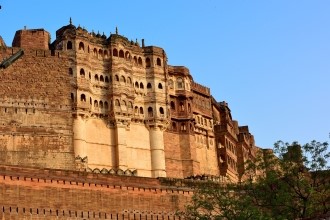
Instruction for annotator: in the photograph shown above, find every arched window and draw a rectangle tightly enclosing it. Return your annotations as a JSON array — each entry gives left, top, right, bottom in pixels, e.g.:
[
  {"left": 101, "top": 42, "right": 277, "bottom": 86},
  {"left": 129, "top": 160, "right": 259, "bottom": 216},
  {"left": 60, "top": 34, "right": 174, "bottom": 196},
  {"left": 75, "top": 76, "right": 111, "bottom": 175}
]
[
  {"left": 93, "top": 48, "right": 97, "bottom": 56},
  {"left": 67, "top": 41, "right": 73, "bottom": 50},
  {"left": 98, "top": 49, "right": 103, "bottom": 58},
  {"left": 140, "top": 82, "right": 144, "bottom": 89},
  {"left": 104, "top": 50, "right": 108, "bottom": 58},
  {"left": 90, "top": 97, "right": 92, "bottom": 105},
  {"left": 122, "top": 100, "right": 126, "bottom": 106},
  {"left": 94, "top": 74, "right": 99, "bottom": 81},
  {"left": 133, "top": 56, "right": 137, "bottom": 64},
  {"left": 69, "top": 68, "right": 73, "bottom": 75},
  {"left": 146, "top": 57, "right": 151, "bottom": 68},
  {"left": 156, "top": 58, "right": 161, "bottom": 66},
  {"left": 89, "top": 72, "right": 91, "bottom": 79},
  {"left": 100, "top": 75, "right": 104, "bottom": 82},
  {"left": 188, "top": 103, "right": 191, "bottom": 113},
  {"left": 115, "top": 75, "right": 119, "bottom": 81},
  {"left": 170, "top": 101, "right": 175, "bottom": 110},
  {"left": 181, "top": 123, "right": 186, "bottom": 131},
  {"left": 172, "top": 122, "right": 177, "bottom": 130},
  {"left": 180, "top": 102, "right": 184, "bottom": 111},
  {"left": 88, "top": 46, "right": 90, "bottom": 53},
  {"left": 79, "top": 42, "right": 84, "bottom": 51},
  {"left": 147, "top": 83, "right": 152, "bottom": 89},
  {"left": 159, "top": 107, "right": 164, "bottom": 115},
  {"left": 128, "top": 101, "right": 133, "bottom": 108},
  {"left": 80, "top": 68, "right": 85, "bottom": 77},
  {"left": 134, "top": 106, "right": 138, "bottom": 114},
  {"left": 168, "top": 79, "right": 173, "bottom": 89},
  {"left": 104, "top": 101, "right": 109, "bottom": 109},
  {"left": 125, "top": 51, "right": 130, "bottom": 60},
  {"left": 115, "top": 99, "right": 120, "bottom": 106},
  {"left": 138, "top": 57, "right": 142, "bottom": 65},
  {"left": 135, "top": 82, "right": 139, "bottom": 88},
  {"left": 119, "top": 50, "right": 124, "bottom": 58},
  {"left": 139, "top": 107, "right": 144, "bottom": 114},
  {"left": 105, "top": 76, "right": 109, "bottom": 83},
  {"left": 158, "top": 83, "right": 163, "bottom": 89},
  {"left": 71, "top": 93, "right": 74, "bottom": 102},
  {"left": 177, "top": 77, "right": 184, "bottom": 89},
  {"left": 99, "top": 101, "right": 103, "bottom": 108},
  {"left": 148, "top": 107, "right": 153, "bottom": 117},
  {"left": 113, "top": 48, "right": 118, "bottom": 57},
  {"left": 121, "top": 76, "right": 126, "bottom": 83},
  {"left": 127, "top": 77, "right": 132, "bottom": 85},
  {"left": 80, "top": 94, "right": 86, "bottom": 102},
  {"left": 94, "top": 100, "right": 98, "bottom": 107}
]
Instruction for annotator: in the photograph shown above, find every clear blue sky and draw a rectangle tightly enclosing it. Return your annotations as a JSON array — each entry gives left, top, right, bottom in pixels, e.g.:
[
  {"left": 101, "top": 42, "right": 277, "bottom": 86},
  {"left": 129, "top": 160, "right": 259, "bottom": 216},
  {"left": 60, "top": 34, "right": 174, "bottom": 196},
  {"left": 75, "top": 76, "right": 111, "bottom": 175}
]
[{"left": 0, "top": 1, "right": 329, "bottom": 149}]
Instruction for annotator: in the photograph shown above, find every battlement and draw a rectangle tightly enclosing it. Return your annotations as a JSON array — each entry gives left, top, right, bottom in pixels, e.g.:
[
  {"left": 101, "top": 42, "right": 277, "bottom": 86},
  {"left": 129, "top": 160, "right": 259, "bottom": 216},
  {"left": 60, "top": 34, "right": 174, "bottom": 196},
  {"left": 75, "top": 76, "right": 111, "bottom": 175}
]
[
  {"left": 12, "top": 28, "right": 50, "bottom": 50},
  {"left": 191, "top": 81, "right": 210, "bottom": 96}
]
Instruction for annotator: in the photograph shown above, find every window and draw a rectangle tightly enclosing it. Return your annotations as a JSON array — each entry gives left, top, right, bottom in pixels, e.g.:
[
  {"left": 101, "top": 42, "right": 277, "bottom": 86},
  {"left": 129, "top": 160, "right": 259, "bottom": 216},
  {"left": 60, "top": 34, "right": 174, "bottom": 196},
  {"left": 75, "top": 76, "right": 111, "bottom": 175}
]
[
  {"left": 177, "top": 77, "right": 183, "bottom": 89},
  {"left": 121, "top": 76, "right": 126, "bottom": 83},
  {"left": 98, "top": 49, "right": 103, "bottom": 58},
  {"left": 180, "top": 102, "right": 184, "bottom": 111},
  {"left": 113, "top": 48, "right": 118, "bottom": 57},
  {"left": 168, "top": 79, "right": 173, "bottom": 89},
  {"left": 94, "top": 100, "right": 98, "bottom": 107},
  {"left": 99, "top": 101, "right": 103, "bottom": 108},
  {"left": 125, "top": 51, "right": 130, "bottom": 60},
  {"left": 158, "top": 83, "right": 163, "bottom": 89},
  {"left": 119, "top": 50, "right": 124, "bottom": 58},
  {"left": 94, "top": 74, "right": 99, "bottom": 81},
  {"left": 79, "top": 42, "right": 84, "bottom": 51},
  {"left": 170, "top": 101, "right": 175, "bottom": 110},
  {"left": 148, "top": 107, "right": 153, "bottom": 117},
  {"left": 135, "top": 82, "right": 139, "bottom": 88},
  {"left": 80, "top": 94, "right": 86, "bottom": 102},
  {"left": 128, "top": 101, "right": 133, "bottom": 108},
  {"left": 105, "top": 76, "right": 109, "bottom": 83},
  {"left": 140, "top": 82, "right": 144, "bottom": 89},
  {"left": 159, "top": 107, "right": 164, "bottom": 115},
  {"left": 69, "top": 68, "right": 73, "bottom": 75},
  {"left": 127, "top": 77, "right": 132, "bottom": 85},
  {"left": 115, "top": 99, "right": 120, "bottom": 106},
  {"left": 146, "top": 57, "right": 151, "bottom": 68},
  {"left": 147, "top": 83, "right": 152, "bottom": 89},
  {"left": 138, "top": 57, "right": 142, "bottom": 65},
  {"left": 104, "top": 101, "right": 109, "bottom": 109},
  {"left": 156, "top": 58, "right": 161, "bottom": 66},
  {"left": 67, "top": 41, "right": 73, "bottom": 50},
  {"left": 71, "top": 93, "right": 74, "bottom": 102},
  {"left": 115, "top": 75, "right": 119, "bottom": 81},
  {"left": 134, "top": 106, "right": 138, "bottom": 114},
  {"left": 172, "top": 122, "right": 177, "bottom": 130},
  {"left": 139, "top": 107, "right": 144, "bottom": 114},
  {"left": 100, "top": 75, "right": 104, "bottom": 82}
]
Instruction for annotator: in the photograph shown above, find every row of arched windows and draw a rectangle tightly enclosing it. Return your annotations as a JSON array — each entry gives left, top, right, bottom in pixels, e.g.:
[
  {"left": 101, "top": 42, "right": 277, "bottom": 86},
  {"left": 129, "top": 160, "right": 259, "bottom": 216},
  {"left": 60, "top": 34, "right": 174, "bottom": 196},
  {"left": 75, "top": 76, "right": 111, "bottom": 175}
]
[
  {"left": 79, "top": 94, "right": 109, "bottom": 109},
  {"left": 227, "top": 156, "right": 237, "bottom": 171},
  {"left": 171, "top": 122, "right": 194, "bottom": 132},
  {"left": 133, "top": 106, "right": 165, "bottom": 116},
  {"left": 226, "top": 139, "right": 237, "bottom": 155},
  {"left": 114, "top": 99, "right": 133, "bottom": 109},
  {"left": 170, "top": 101, "right": 191, "bottom": 112},
  {"left": 168, "top": 77, "right": 185, "bottom": 90},
  {"left": 67, "top": 40, "right": 163, "bottom": 67}
]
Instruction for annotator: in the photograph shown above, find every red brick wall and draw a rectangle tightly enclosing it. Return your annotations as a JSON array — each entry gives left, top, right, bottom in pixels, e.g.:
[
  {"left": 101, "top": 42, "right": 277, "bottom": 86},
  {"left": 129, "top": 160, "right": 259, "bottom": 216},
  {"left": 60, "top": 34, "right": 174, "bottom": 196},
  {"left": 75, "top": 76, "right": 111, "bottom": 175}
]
[{"left": 0, "top": 165, "right": 192, "bottom": 219}]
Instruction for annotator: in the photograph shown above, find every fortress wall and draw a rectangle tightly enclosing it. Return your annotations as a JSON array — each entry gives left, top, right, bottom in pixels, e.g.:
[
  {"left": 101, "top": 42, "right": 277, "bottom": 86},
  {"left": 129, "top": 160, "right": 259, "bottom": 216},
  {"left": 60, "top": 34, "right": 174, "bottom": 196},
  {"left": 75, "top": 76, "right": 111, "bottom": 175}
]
[
  {"left": 0, "top": 49, "right": 75, "bottom": 170},
  {"left": 0, "top": 165, "right": 192, "bottom": 219}
]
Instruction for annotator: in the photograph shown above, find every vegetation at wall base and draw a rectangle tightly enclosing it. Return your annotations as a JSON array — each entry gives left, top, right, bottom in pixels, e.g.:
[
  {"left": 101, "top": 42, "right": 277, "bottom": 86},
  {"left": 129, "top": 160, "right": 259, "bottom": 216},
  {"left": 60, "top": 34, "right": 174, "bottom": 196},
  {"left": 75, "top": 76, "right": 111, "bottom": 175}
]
[{"left": 180, "top": 139, "right": 330, "bottom": 220}]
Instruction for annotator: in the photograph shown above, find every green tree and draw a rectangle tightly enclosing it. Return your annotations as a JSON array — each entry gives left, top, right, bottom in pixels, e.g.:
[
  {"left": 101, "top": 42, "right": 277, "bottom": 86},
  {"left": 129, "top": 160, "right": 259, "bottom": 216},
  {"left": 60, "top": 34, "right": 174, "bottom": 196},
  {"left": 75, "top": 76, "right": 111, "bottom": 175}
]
[{"left": 181, "top": 139, "right": 330, "bottom": 220}]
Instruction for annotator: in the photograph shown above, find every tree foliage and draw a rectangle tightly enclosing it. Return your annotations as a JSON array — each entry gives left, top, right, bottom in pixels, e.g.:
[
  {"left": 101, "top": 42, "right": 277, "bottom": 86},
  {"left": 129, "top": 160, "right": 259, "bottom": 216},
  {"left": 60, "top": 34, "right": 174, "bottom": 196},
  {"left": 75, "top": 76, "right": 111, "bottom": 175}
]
[{"left": 181, "top": 139, "right": 330, "bottom": 220}]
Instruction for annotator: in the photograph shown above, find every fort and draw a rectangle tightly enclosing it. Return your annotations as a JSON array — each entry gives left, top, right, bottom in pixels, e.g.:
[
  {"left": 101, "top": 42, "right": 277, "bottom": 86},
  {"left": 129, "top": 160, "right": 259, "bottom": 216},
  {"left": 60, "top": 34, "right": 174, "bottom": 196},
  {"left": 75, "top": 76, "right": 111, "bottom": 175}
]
[{"left": 0, "top": 20, "right": 269, "bottom": 219}]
